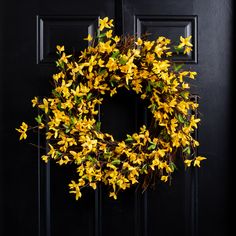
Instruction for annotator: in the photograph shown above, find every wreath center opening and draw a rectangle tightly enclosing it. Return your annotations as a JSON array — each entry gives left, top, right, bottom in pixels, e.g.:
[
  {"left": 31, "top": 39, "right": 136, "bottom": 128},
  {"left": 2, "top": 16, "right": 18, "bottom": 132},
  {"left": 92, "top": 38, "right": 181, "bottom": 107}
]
[{"left": 100, "top": 88, "right": 147, "bottom": 141}]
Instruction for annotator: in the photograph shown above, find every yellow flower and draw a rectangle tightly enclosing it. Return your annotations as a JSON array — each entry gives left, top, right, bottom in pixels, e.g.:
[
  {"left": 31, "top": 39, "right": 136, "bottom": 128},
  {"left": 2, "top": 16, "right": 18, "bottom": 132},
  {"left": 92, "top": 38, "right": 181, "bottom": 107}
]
[
  {"left": 16, "top": 122, "right": 28, "bottom": 140},
  {"left": 48, "top": 144, "right": 57, "bottom": 158},
  {"left": 190, "top": 115, "right": 201, "bottom": 128},
  {"left": 57, "top": 156, "right": 71, "bottom": 165},
  {"left": 166, "top": 51, "right": 172, "bottom": 57},
  {"left": 38, "top": 98, "right": 49, "bottom": 114},
  {"left": 109, "top": 192, "right": 117, "bottom": 200},
  {"left": 189, "top": 71, "right": 197, "bottom": 79},
  {"left": 31, "top": 97, "right": 38, "bottom": 107},
  {"left": 71, "top": 83, "right": 90, "bottom": 97},
  {"left": 113, "top": 36, "right": 120, "bottom": 43},
  {"left": 41, "top": 155, "right": 49, "bottom": 163},
  {"left": 144, "top": 41, "right": 154, "bottom": 51},
  {"left": 184, "top": 46, "right": 192, "bottom": 54},
  {"left": 157, "top": 36, "right": 171, "bottom": 45},
  {"left": 21, "top": 122, "right": 28, "bottom": 131},
  {"left": 84, "top": 34, "right": 93, "bottom": 42},
  {"left": 106, "top": 30, "right": 113, "bottom": 38},
  {"left": 161, "top": 175, "right": 168, "bottom": 182},
  {"left": 80, "top": 135, "right": 97, "bottom": 151},
  {"left": 145, "top": 52, "right": 155, "bottom": 63},
  {"left": 56, "top": 45, "right": 64, "bottom": 53},
  {"left": 98, "top": 58, "right": 105, "bottom": 67},
  {"left": 53, "top": 71, "right": 65, "bottom": 82},
  {"left": 193, "top": 156, "right": 207, "bottom": 167},
  {"left": 182, "top": 82, "right": 190, "bottom": 89},
  {"left": 89, "top": 182, "right": 97, "bottom": 190},
  {"left": 59, "top": 52, "right": 72, "bottom": 64},
  {"left": 178, "top": 36, "right": 193, "bottom": 48},
  {"left": 106, "top": 57, "right": 118, "bottom": 71},
  {"left": 157, "top": 149, "right": 166, "bottom": 157},
  {"left": 87, "top": 55, "right": 97, "bottom": 72},
  {"left": 69, "top": 181, "right": 82, "bottom": 200},
  {"left": 150, "top": 158, "right": 160, "bottom": 170},
  {"left": 99, "top": 17, "right": 112, "bottom": 31},
  {"left": 135, "top": 38, "right": 143, "bottom": 46},
  {"left": 184, "top": 159, "right": 192, "bottom": 167},
  {"left": 70, "top": 151, "right": 83, "bottom": 164},
  {"left": 154, "top": 44, "right": 164, "bottom": 58}
]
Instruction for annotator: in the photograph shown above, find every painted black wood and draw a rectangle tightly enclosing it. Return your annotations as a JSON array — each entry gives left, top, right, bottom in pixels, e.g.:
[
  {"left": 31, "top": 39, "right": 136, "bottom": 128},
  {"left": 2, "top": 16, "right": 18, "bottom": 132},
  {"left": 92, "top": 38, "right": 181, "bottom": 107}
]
[{"left": 0, "top": 0, "right": 233, "bottom": 235}]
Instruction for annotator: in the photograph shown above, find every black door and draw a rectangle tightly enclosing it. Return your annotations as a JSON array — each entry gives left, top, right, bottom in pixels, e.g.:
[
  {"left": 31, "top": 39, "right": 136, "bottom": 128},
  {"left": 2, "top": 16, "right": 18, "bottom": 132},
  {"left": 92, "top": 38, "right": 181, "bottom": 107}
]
[{"left": 0, "top": 0, "right": 233, "bottom": 235}]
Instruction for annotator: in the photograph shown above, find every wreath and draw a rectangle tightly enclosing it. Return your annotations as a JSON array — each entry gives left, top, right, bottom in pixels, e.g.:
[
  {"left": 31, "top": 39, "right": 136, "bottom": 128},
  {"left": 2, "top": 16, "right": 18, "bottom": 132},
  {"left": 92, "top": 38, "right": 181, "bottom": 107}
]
[{"left": 16, "top": 17, "right": 206, "bottom": 200}]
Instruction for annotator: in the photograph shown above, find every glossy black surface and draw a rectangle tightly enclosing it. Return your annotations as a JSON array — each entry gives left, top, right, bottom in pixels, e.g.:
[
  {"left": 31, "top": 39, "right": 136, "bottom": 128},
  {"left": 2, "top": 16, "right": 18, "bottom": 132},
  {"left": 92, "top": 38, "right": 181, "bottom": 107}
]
[{"left": 0, "top": 0, "right": 233, "bottom": 235}]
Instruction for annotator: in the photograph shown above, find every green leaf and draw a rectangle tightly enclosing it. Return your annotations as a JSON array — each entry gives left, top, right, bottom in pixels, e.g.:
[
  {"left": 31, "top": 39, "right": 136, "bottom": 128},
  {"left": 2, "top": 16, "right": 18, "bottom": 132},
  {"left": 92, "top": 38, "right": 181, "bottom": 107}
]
[
  {"left": 110, "top": 81, "right": 115, "bottom": 87},
  {"left": 35, "top": 115, "right": 43, "bottom": 124},
  {"left": 63, "top": 124, "right": 71, "bottom": 133},
  {"left": 119, "top": 58, "right": 127, "bottom": 65},
  {"left": 156, "top": 81, "right": 164, "bottom": 89},
  {"left": 98, "top": 33, "right": 106, "bottom": 38},
  {"left": 173, "top": 46, "right": 183, "bottom": 54},
  {"left": 180, "top": 91, "right": 189, "bottom": 99},
  {"left": 125, "top": 134, "right": 133, "bottom": 142},
  {"left": 87, "top": 93, "right": 92, "bottom": 100},
  {"left": 95, "top": 121, "right": 101, "bottom": 132},
  {"left": 98, "top": 69, "right": 107, "bottom": 75},
  {"left": 56, "top": 151, "right": 62, "bottom": 157},
  {"left": 111, "top": 159, "right": 121, "bottom": 165},
  {"left": 52, "top": 89, "right": 61, "bottom": 98},
  {"left": 111, "top": 50, "right": 120, "bottom": 59},
  {"left": 87, "top": 155, "right": 94, "bottom": 162},
  {"left": 146, "top": 81, "right": 152, "bottom": 93},
  {"left": 65, "top": 128, "right": 71, "bottom": 133},
  {"left": 147, "top": 144, "right": 156, "bottom": 150},
  {"left": 75, "top": 96, "right": 82, "bottom": 104},
  {"left": 141, "top": 164, "right": 148, "bottom": 174},
  {"left": 177, "top": 113, "right": 185, "bottom": 123},
  {"left": 169, "top": 162, "right": 178, "bottom": 171},
  {"left": 70, "top": 116, "right": 75, "bottom": 125},
  {"left": 148, "top": 103, "right": 156, "bottom": 112},
  {"left": 59, "top": 61, "right": 65, "bottom": 69},
  {"left": 173, "top": 63, "right": 184, "bottom": 72},
  {"left": 183, "top": 146, "right": 191, "bottom": 155},
  {"left": 57, "top": 102, "right": 62, "bottom": 111}
]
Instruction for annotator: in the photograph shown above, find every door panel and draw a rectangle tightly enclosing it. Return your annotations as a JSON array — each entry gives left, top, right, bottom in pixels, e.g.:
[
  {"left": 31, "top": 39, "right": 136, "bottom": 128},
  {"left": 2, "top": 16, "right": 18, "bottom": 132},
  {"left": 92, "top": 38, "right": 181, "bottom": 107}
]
[{"left": 0, "top": 0, "right": 233, "bottom": 235}]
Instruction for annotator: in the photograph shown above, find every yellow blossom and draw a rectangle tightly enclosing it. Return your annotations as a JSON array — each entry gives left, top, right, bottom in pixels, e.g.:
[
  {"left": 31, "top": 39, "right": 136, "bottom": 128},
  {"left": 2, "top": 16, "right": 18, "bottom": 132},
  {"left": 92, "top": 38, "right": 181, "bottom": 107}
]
[
  {"left": 84, "top": 34, "right": 93, "bottom": 41},
  {"left": 189, "top": 71, "right": 197, "bottom": 79},
  {"left": 106, "top": 30, "right": 113, "bottom": 38},
  {"left": 31, "top": 97, "right": 38, "bottom": 107},
  {"left": 135, "top": 38, "right": 143, "bottom": 46},
  {"left": 193, "top": 156, "right": 207, "bottom": 167},
  {"left": 41, "top": 155, "right": 49, "bottom": 163},
  {"left": 106, "top": 57, "right": 118, "bottom": 71},
  {"left": 99, "top": 17, "right": 112, "bottom": 31},
  {"left": 113, "top": 36, "right": 120, "bottom": 43},
  {"left": 184, "top": 159, "right": 192, "bottom": 167},
  {"left": 161, "top": 175, "right": 168, "bottom": 182},
  {"left": 38, "top": 98, "right": 49, "bottom": 113},
  {"left": 178, "top": 36, "right": 193, "bottom": 48},
  {"left": 69, "top": 181, "right": 82, "bottom": 200},
  {"left": 56, "top": 45, "right": 64, "bottom": 53},
  {"left": 109, "top": 192, "right": 117, "bottom": 200},
  {"left": 16, "top": 122, "right": 28, "bottom": 140},
  {"left": 90, "top": 182, "right": 97, "bottom": 190},
  {"left": 184, "top": 46, "right": 192, "bottom": 54}
]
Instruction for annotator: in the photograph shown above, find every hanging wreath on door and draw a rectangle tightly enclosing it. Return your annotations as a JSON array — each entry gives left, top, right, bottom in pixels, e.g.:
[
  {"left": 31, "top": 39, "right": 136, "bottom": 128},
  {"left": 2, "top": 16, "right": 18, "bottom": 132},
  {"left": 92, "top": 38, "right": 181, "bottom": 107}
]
[{"left": 16, "top": 17, "right": 206, "bottom": 200}]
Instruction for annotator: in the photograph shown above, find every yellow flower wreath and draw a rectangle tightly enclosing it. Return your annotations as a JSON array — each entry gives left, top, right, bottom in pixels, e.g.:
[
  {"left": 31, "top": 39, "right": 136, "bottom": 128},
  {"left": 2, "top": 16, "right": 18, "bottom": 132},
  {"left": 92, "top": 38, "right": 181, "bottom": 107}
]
[{"left": 17, "top": 17, "right": 206, "bottom": 200}]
